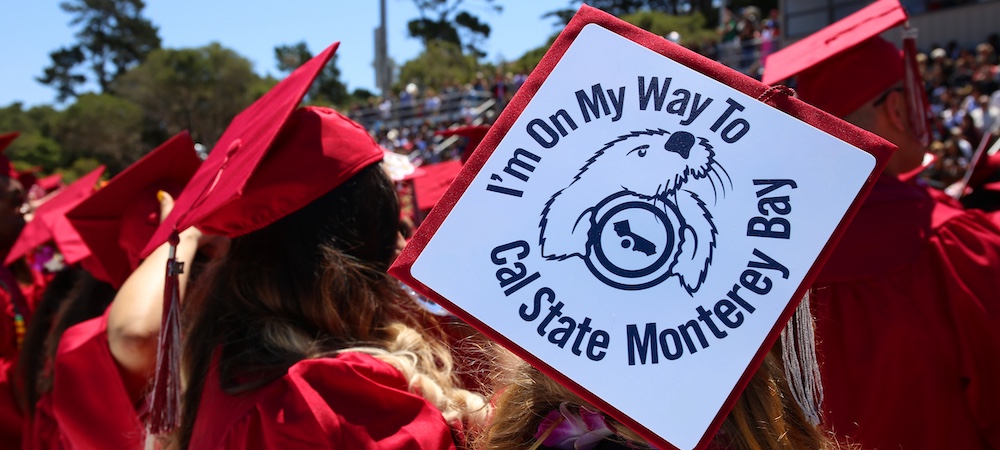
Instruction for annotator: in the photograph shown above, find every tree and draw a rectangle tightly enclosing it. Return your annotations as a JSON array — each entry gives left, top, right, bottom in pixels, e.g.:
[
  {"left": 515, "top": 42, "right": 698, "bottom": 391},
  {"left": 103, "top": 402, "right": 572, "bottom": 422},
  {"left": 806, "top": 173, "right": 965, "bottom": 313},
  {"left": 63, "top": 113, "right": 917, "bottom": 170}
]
[
  {"left": 274, "top": 42, "right": 349, "bottom": 106},
  {"left": 546, "top": 0, "right": 778, "bottom": 30},
  {"left": 38, "top": 0, "right": 161, "bottom": 101},
  {"left": 545, "top": 0, "right": 680, "bottom": 27},
  {"left": 55, "top": 93, "right": 143, "bottom": 173},
  {"left": 397, "top": 40, "right": 482, "bottom": 91},
  {"left": 620, "top": 10, "right": 717, "bottom": 48},
  {"left": 507, "top": 35, "right": 558, "bottom": 76},
  {"left": 408, "top": 0, "right": 502, "bottom": 58},
  {"left": 115, "top": 44, "right": 266, "bottom": 149},
  {"left": 0, "top": 103, "right": 67, "bottom": 172}
]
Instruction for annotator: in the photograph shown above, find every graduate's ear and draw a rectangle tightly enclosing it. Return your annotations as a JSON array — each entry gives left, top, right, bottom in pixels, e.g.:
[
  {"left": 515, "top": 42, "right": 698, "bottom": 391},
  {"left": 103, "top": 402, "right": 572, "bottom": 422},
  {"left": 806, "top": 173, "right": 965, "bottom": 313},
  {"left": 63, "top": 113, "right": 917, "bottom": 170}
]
[{"left": 882, "top": 89, "right": 908, "bottom": 135}]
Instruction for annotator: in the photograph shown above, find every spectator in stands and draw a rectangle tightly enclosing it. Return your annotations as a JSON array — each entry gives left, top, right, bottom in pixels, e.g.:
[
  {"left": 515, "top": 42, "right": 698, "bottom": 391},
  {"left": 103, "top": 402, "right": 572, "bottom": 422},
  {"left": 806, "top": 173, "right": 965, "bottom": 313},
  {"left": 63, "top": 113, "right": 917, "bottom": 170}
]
[{"left": 970, "top": 94, "right": 1000, "bottom": 134}]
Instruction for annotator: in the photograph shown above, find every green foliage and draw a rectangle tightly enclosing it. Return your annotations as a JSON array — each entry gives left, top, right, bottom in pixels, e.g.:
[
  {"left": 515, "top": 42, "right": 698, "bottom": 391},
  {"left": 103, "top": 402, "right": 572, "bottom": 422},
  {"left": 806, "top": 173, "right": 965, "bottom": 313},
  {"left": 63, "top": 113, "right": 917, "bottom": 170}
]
[
  {"left": 56, "top": 157, "right": 103, "bottom": 184},
  {"left": 397, "top": 40, "right": 482, "bottom": 92},
  {"left": 38, "top": 0, "right": 161, "bottom": 101},
  {"left": 0, "top": 103, "right": 67, "bottom": 172},
  {"left": 408, "top": 0, "right": 501, "bottom": 58},
  {"left": 620, "top": 10, "right": 717, "bottom": 48},
  {"left": 274, "top": 42, "right": 349, "bottom": 107},
  {"left": 506, "top": 34, "right": 558, "bottom": 76},
  {"left": 8, "top": 134, "right": 64, "bottom": 172},
  {"left": 56, "top": 93, "right": 143, "bottom": 174},
  {"left": 571, "top": 0, "right": 683, "bottom": 16},
  {"left": 115, "top": 43, "right": 261, "bottom": 149}
]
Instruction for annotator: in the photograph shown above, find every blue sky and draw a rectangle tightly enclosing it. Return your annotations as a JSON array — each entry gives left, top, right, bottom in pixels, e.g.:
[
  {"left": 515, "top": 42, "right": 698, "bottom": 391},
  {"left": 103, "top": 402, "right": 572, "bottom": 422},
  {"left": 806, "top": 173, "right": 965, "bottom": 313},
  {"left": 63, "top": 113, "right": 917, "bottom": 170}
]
[{"left": 0, "top": 1, "right": 561, "bottom": 108}]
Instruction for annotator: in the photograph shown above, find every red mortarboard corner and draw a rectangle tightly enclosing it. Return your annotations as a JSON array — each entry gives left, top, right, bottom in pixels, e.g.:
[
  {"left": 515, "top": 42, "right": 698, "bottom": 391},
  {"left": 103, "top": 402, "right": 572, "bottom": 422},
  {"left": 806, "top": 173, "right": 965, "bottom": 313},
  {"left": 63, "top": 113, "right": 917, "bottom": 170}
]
[
  {"left": 66, "top": 132, "right": 200, "bottom": 289},
  {"left": 0, "top": 132, "right": 21, "bottom": 179},
  {"left": 4, "top": 166, "right": 105, "bottom": 267}
]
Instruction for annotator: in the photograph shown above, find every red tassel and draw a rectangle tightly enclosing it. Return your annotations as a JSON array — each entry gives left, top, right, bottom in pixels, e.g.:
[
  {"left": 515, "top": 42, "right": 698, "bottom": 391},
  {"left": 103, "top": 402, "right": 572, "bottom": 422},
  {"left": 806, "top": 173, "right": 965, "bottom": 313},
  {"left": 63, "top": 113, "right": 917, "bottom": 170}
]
[
  {"left": 148, "top": 231, "right": 184, "bottom": 436},
  {"left": 902, "top": 26, "right": 932, "bottom": 147}
]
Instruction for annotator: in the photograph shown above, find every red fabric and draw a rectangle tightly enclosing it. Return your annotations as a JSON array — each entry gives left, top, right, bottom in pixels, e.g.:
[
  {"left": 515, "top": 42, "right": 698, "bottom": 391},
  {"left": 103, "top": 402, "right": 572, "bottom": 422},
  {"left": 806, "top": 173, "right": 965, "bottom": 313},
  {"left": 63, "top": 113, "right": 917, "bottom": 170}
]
[
  {"left": 17, "top": 264, "right": 52, "bottom": 314},
  {"left": 192, "top": 107, "right": 384, "bottom": 238},
  {"left": 796, "top": 37, "right": 904, "bottom": 119},
  {"left": 761, "top": 0, "right": 906, "bottom": 85},
  {"left": 17, "top": 168, "right": 39, "bottom": 193},
  {"left": 189, "top": 352, "right": 455, "bottom": 450},
  {"left": 812, "top": 174, "right": 1000, "bottom": 449},
  {"left": 66, "top": 132, "right": 200, "bottom": 288},
  {"left": 0, "top": 267, "right": 29, "bottom": 449},
  {"left": 35, "top": 175, "right": 62, "bottom": 194},
  {"left": 23, "top": 309, "right": 145, "bottom": 450},
  {"left": 413, "top": 161, "right": 463, "bottom": 214},
  {"left": 436, "top": 125, "right": 490, "bottom": 164},
  {"left": 968, "top": 144, "right": 1000, "bottom": 190},
  {"left": 5, "top": 167, "right": 105, "bottom": 266}
]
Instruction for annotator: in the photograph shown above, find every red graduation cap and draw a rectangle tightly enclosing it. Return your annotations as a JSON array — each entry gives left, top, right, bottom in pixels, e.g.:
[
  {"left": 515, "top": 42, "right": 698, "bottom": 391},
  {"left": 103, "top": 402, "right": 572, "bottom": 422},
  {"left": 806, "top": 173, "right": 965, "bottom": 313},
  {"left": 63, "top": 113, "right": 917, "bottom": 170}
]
[
  {"left": 413, "top": 160, "right": 463, "bottom": 213},
  {"left": 17, "top": 167, "right": 40, "bottom": 192},
  {"left": 761, "top": 0, "right": 907, "bottom": 118},
  {"left": 4, "top": 166, "right": 105, "bottom": 266},
  {"left": 36, "top": 173, "right": 64, "bottom": 194},
  {"left": 143, "top": 41, "right": 385, "bottom": 435},
  {"left": 436, "top": 124, "right": 490, "bottom": 164},
  {"left": 65, "top": 132, "right": 200, "bottom": 288},
  {"left": 142, "top": 42, "right": 383, "bottom": 255},
  {"left": 0, "top": 132, "right": 21, "bottom": 179}
]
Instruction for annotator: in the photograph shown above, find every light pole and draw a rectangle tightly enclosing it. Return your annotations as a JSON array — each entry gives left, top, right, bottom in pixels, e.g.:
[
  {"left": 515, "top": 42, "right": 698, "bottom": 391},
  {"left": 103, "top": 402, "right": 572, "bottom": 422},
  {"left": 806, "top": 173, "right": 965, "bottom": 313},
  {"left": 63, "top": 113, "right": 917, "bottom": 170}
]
[{"left": 375, "top": 0, "right": 391, "bottom": 96}]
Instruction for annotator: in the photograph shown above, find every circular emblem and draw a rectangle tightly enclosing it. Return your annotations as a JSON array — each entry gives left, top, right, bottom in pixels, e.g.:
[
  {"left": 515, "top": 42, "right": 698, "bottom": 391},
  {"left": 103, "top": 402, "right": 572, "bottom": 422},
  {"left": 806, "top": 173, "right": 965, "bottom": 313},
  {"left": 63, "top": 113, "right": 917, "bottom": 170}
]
[{"left": 585, "top": 193, "right": 681, "bottom": 290}]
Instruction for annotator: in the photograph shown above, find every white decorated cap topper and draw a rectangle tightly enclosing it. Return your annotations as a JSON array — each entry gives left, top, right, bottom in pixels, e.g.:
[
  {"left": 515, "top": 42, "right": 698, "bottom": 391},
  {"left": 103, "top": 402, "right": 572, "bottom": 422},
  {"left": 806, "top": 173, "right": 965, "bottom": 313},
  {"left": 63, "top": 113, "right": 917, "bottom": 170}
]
[{"left": 391, "top": 6, "right": 893, "bottom": 450}]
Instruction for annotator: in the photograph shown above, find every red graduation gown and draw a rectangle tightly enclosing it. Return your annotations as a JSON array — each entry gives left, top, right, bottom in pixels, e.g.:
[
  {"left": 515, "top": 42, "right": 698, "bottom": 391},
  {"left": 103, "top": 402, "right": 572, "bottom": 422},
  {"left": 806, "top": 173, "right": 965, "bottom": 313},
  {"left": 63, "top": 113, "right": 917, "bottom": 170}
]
[
  {"left": 189, "top": 352, "right": 456, "bottom": 450},
  {"left": 811, "top": 174, "right": 1000, "bottom": 449},
  {"left": 0, "top": 287, "right": 25, "bottom": 450},
  {"left": 0, "top": 266, "right": 44, "bottom": 450},
  {"left": 24, "top": 308, "right": 144, "bottom": 450}
]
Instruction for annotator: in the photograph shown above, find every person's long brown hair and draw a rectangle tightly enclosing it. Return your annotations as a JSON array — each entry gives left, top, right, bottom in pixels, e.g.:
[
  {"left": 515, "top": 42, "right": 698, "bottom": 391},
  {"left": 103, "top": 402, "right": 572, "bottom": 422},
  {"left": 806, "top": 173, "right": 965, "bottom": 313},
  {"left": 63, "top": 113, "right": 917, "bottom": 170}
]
[
  {"left": 480, "top": 347, "right": 848, "bottom": 450},
  {"left": 175, "top": 163, "right": 485, "bottom": 449},
  {"left": 17, "top": 267, "right": 116, "bottom": 414}
]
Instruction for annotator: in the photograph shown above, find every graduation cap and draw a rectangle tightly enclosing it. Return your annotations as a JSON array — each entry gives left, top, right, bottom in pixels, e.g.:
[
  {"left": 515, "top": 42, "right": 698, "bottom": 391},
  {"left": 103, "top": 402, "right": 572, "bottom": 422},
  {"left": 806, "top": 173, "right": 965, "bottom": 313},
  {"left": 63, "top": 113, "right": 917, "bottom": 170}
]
[
  {"left": 142, "top": 42, "right": 383, "bottom": 254},
  {"left": 761, "top": 0, "right": 907, "bottom": 118},
  {"left": 763, "top": 0, "right": 931, "bottom": 147},
  {"left": 143, "top": 41, "right": 386, "bottom": 435},
  {"left": 65, "top": 132, "right": 200, "bottom": 289},
  {"left": 391, "top": 5, "right": 896, "bottom": 449},
  {"left": 413, "top": 160, "right": 463, "bottom": 213},
  {"left": 4, "top": 166, "right": 105, "bottom": 267},
  {"left": 0, "top": 132, "right": 20, "bottom": 179}
]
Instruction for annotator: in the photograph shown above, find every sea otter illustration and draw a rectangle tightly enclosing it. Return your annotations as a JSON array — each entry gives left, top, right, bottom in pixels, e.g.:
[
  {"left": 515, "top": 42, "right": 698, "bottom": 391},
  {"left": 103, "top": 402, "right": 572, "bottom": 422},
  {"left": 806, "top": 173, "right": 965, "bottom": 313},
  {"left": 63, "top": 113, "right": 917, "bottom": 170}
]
[{"left": 539, "top": 128, "right": 730, "bottom": 294}]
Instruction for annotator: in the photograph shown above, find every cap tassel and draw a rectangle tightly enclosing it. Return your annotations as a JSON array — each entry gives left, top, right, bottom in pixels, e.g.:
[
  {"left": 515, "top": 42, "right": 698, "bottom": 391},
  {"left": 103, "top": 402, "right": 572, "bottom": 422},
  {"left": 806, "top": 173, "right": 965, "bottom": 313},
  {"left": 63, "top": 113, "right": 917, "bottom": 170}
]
[
  {"left": 780, "top": 291, "right": 824, "bottom": 426},
  {"left": 147, "top": 231, "right": 184, "bottom": 438},
  {"left": 902, "top": 26, "right": 932, "bottom": 147}
]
